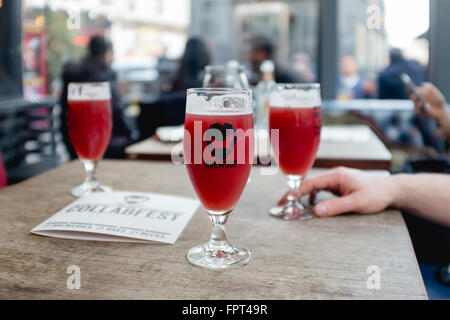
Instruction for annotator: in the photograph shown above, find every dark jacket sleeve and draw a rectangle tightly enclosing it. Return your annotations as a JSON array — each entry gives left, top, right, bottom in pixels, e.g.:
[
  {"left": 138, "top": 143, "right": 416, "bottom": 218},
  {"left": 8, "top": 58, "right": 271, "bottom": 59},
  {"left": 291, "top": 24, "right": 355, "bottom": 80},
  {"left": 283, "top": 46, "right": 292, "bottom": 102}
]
[{"left": 378, "top": 73, "right": 390, "bottom": 100}]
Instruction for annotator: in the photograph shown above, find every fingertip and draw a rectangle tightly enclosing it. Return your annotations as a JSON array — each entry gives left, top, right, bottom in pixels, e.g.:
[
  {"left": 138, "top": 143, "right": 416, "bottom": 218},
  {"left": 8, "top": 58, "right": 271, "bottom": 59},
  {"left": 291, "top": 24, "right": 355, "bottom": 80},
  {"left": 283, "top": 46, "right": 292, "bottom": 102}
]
[
  {"left": 315, "top": 203, "right": 329, "bottom": 217},
  {"left": 417, "top": 85, "right": 427, "bottom": 95},
  {"left": 300, "top": 180, "right": 312, "bottom": 194},
  {"left": 299, "top": 185, "right": 308, "bottom": 195}
]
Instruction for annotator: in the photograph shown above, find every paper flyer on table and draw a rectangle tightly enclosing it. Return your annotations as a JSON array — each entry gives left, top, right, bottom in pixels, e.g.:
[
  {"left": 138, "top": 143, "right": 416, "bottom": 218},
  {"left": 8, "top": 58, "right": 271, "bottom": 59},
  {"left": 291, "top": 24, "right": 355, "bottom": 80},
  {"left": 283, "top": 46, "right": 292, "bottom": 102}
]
[{"left": 31, "top": 191, "right": 200, "bottom": 244}]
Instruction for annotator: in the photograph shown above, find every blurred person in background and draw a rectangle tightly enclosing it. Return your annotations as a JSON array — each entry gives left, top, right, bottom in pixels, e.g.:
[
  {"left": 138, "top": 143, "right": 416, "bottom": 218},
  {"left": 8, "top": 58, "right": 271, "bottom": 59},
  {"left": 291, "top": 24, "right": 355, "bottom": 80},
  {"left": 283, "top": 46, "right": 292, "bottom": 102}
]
[
  {"left": 247, "top": 34, "right": 305, "bottom": 86},
  {"left": 137, "top": 37, "right": 211, "bottom": 139},
  {"left": 61, "top": 35, "right": 133, "bottom": 159},
  {"left": 291, "top": 52, "right": 316, "bottom": 83},
  {"left": 160, "top": 37, "right": 211, "bottom": 126},
  {"left": 170, "top": 37, "right": 211, "bottom": 92},
  {"left": 376, "top": 48, "right": 442, "bottom": 151},
  {"left": 378, "top": 48, "right": 427, "bottom": 100},
  {"left": 410, "top": 83, "right": 450, "bottom": 149},
  {"left": 337, "top": 55, "right": 376, "bottom": 100}
]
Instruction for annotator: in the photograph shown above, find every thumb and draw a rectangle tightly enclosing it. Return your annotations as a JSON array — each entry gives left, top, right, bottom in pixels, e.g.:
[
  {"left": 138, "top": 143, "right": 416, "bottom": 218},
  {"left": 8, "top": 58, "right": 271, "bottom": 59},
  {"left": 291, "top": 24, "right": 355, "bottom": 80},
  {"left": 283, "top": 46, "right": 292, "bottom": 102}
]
[{"left": 314, "top": 194, "right": 360, "bottom": 217}]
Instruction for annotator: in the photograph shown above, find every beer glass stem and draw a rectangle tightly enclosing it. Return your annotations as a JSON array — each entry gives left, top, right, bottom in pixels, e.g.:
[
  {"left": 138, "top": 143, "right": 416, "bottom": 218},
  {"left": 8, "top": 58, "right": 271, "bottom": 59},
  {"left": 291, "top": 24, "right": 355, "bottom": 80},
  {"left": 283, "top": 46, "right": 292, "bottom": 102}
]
[
  {"left": 71, "top": 159, "right": 112, "bottom": 197},
  {"left": 81, "top": 159, "right": 98, "bottom": 183},
  {"left": 207, "top": 210, "right": 232, "bottom": 251},
  {"left": 286, "top": 175, "right": 303, "bottom": 200},
  {"left": 269, "top": 174, "right": 310, "bottom": 220},
  {"left": 186, "top": 208, "right": 250, "bottom": 269}
]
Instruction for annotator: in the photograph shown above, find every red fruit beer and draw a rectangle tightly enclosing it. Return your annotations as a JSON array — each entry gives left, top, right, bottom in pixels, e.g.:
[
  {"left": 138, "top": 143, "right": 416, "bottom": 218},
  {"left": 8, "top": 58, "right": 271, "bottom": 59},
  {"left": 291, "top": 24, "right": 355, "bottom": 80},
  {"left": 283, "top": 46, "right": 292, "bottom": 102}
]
[
  {"left": 184, "top": 89, "right": 254, "bottom": 270},
  {"left": 68, "top": 100, "right": 112, "bottom": 160},
  {"left": 184, "top": 112, "right": 254, "bottom": 211},
  {"left": 68, "top": 83, "right": 112, "bottom": 161},
  {"left": 269, "top": 106, "right": 321, "bottom": 175}
]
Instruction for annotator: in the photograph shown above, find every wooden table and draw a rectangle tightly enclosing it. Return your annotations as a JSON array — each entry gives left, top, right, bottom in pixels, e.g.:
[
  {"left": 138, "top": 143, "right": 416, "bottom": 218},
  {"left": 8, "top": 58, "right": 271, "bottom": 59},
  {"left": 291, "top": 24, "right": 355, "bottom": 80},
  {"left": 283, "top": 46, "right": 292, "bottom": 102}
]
[
  {"left": 126, "top": 125, "right": 393, "bottom": 171},
  {"left": 0, "top": 160, "right": 426, "bottom": 299}
]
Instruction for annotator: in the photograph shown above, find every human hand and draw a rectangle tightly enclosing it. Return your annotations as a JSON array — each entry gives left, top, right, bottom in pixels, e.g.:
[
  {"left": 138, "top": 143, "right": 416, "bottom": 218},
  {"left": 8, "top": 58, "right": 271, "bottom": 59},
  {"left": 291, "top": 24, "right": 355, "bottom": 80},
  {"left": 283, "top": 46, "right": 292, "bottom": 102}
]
[
  {"left": 300, "top": 167, "right": 397, "bottom": 217},
  {"left": 411, "top": 83, "right": 449, "bottom": 130}
]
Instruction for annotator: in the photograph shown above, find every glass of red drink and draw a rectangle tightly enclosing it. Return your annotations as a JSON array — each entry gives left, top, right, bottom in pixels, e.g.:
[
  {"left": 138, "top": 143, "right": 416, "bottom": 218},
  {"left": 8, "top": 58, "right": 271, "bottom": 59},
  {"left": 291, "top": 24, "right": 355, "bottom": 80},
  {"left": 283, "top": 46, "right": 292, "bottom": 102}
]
[
  {"left": 269, "top": 84, "right": 322, "bottom": 220},
  {"left": 67, "top": 82, "right": 113, "bottom": 197},
  {"left": 184, "top": 88, "right": 254, "bottom": 269}
]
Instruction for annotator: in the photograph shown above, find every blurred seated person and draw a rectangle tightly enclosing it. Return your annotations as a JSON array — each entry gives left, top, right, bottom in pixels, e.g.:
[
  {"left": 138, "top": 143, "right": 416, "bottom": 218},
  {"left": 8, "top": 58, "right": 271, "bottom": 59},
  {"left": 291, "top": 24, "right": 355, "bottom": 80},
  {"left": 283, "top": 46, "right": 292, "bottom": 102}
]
[
  {"left": 378, "top": 48, "right": 427, "bottom": 100},
  {"left": 164, "top": 37, "right": 211, "bottom": 125},
  {"left": 138, "top": 38, "right": 211, "bottom": 139},
  {"left": 410, "top": 83, "right": 450, "bottom": 148},
  {"left": 337, "top": 55, "right": 376, "bottom": 100},
  {"left": 171, "top": 37, "right": 211, "bottom": 92},
  {"left": 291, "top": 52, "right": 316, "bottom": 83},
  {"left": 61, "top": 35, "right": 133, "bottom": 159},
  {"left": 247, "top": 34, "right": 305, "bottom": 86},
  {"left": 375, "top": 49, "right": 442, "bottom": 151}
]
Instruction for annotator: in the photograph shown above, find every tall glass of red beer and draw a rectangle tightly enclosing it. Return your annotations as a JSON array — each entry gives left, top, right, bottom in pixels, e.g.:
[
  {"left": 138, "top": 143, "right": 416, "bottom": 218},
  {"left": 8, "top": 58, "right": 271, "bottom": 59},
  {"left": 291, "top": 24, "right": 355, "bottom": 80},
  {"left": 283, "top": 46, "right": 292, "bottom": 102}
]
[
  {"left": 269, "top": 84, "right": 322, "bottom": 220},
  {"left": 67, "top": 82, "right": 113, "bottom": 197},
  {"left": 184, "top": 88, "right": 254, "bottom": 269}
]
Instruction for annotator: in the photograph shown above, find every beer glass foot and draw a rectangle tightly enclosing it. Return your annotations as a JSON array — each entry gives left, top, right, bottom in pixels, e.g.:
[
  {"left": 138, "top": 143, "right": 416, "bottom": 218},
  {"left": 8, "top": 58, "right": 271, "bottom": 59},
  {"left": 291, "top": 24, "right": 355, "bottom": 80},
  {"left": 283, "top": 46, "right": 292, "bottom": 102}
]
[
  {"left": 71, "top": 181, "right": 112, "bottom": 198},
  {"left": 276, "top": 189, "right": 301, "bottom": 207},
  {"left": 271, "top": 175, "right": 314, "bottom": 221},
  {"left": 186, "top": 244, "right": 251, "bottom": 270},
  {"left": 269, "top": 201, "right": 315, "bottom": 221}
]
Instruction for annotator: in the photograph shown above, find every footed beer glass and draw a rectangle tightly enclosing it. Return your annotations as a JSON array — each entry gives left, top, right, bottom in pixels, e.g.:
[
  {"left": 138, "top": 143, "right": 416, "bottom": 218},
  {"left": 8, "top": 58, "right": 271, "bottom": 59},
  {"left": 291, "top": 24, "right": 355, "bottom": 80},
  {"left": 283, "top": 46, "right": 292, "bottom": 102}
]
[
  {"left": 269, "top": 84, "right": 322, "bottom": 220},
  {"left": 183, "top": 88, "right": 254, "bottom": 269}
]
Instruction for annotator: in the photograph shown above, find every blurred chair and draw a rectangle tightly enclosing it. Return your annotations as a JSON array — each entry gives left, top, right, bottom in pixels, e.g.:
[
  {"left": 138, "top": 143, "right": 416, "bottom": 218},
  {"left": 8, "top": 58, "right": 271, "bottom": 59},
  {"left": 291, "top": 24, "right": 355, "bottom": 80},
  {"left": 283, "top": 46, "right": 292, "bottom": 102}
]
[
  {"left": 0, "top": 97, "right": 61, "bottom": 184},
  {"left": 345, "top": 111, "right": 439, "bottom": 171}
]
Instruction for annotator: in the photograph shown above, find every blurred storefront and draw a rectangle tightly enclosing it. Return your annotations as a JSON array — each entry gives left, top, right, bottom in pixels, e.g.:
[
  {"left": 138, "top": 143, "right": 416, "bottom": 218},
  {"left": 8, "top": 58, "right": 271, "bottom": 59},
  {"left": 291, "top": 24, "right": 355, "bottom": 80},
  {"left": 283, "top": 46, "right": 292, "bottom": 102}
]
[
  {"left": 338, "top": 0, "right": 389, "bottom": 80},
  {"left": 22, "top": 0, "right": 191, "bottom": 100},
  {"left": 0, "top": 0, "right": 448, "bottom": 179},
  {"left": 23, "top": 19, "right": 49, "bottom": 99},
  {"left": 17, "top": 0, "right": 433, "bottom": 101}
]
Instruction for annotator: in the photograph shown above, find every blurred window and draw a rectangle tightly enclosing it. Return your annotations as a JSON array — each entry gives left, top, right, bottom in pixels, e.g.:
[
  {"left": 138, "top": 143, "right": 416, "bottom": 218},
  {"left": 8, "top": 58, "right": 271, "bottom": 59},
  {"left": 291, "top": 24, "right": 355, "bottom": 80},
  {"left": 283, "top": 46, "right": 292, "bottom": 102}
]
[
  {"left": 190, "top": 0, "right": 320, "bottom": 81},
  {"left": 337, "top": 0, "right": 430, "bottom": 101},
  {"left": 335, "top": 0, "right": 433, "bottom": 151},
  {"left": 21, "top": 0, "right": 190, "bottom": 101}
]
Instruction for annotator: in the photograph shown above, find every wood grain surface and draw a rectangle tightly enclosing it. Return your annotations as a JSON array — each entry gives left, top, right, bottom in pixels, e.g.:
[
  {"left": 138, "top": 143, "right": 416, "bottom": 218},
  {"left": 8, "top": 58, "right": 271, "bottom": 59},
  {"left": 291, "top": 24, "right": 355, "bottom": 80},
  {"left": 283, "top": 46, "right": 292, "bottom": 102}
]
[{"left": 0, "top": 160, "right": 426, "bottom": 299}]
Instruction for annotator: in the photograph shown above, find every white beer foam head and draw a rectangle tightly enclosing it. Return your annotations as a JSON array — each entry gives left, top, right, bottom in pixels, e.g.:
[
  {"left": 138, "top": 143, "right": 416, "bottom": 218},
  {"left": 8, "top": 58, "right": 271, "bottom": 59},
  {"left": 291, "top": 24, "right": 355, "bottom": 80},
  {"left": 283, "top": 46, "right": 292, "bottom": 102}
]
[
  {"left": 186, "top": 89, "right": 253, "bottom": 115},
  {"left": 68, "top": 82, "right": 111, "bottom": 101},
  {"left": 270, "top": 86, "right": 321, "bottom": 108}
]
